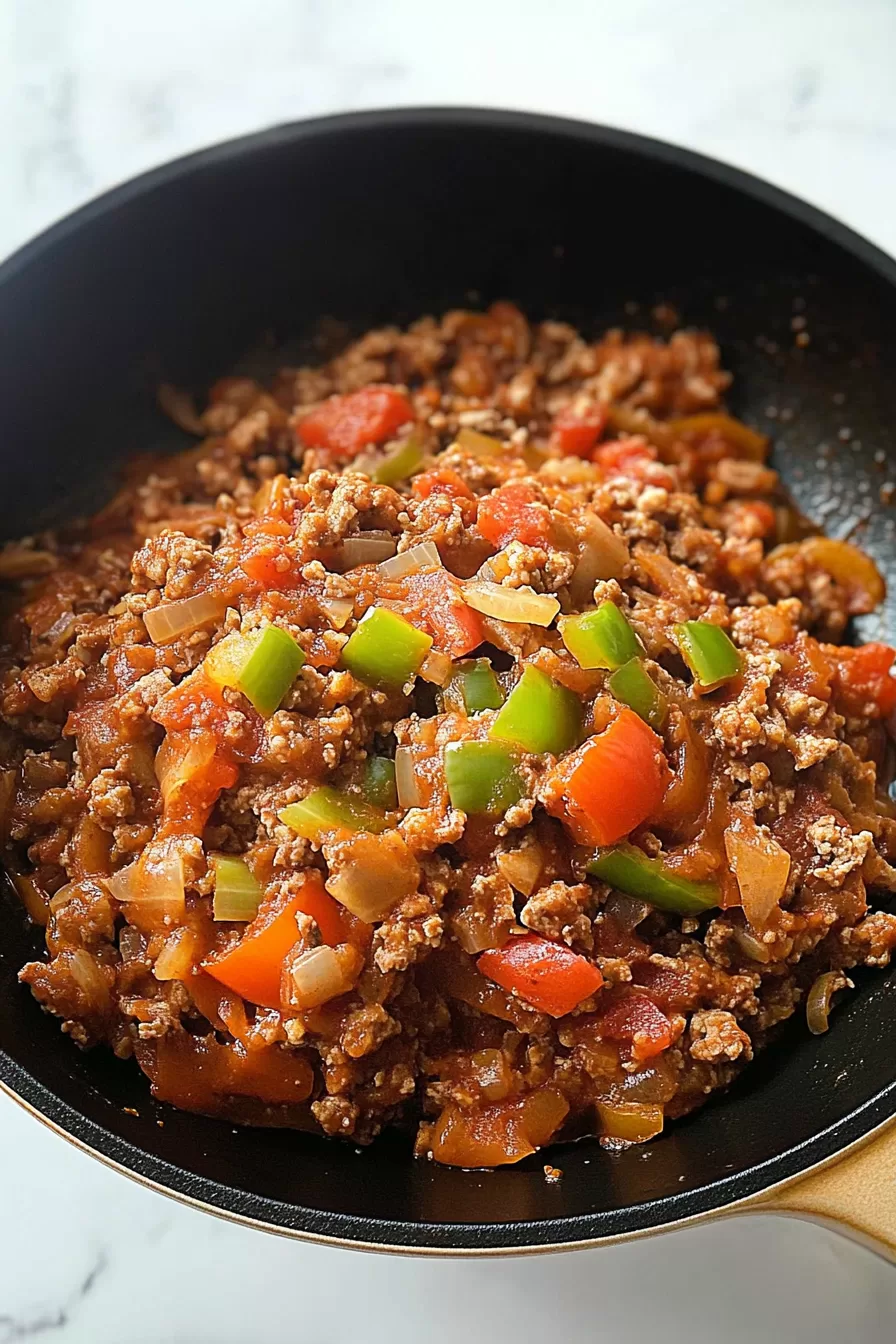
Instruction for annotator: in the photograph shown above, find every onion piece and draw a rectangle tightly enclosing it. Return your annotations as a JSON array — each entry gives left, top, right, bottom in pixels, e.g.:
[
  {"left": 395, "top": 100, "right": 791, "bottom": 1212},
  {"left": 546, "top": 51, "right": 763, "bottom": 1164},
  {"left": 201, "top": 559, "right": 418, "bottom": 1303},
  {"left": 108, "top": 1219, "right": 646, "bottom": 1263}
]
[
  {"left": 144, "top": 592, "right": 226, "bottom": 645},
  {"left": 734, "top": 925, "right": 772, "bottom": 964},
  {"left": 454, "top": 427, "right": 505, "bottom": 458},
  {"left": 11, "top": 870, "right": 50, "bottom": 926},
  {"left": 154, "top": 928, "right": 199, "bottom": 981},
  {"left": 766, "top": 537, "right": 885, "bottom": 615},
  {"left": 723, "top": 810, "right": 790, "bottom": 928},
  {"left": 569, "top": 511, "right": 629, "bottom": 605},
  {"left": 806, "top": 970, "right": 848, "bottom": 1035},
  {"left": 395, "top": 746, "right": 422, "bottom": 808},
  {"left": 338, "top": 534, "right": 398, "bottom": 569},
  {"left": 461, "top": 581, "right": 560, "bottom": 627},
  {"left": 603, "top": 891, "right": 651, "bottom": 932},
  {"left": 0, "top": 768, "right": 17, "bottom": 845},
  {"left": 103, "top": 843, "right": 185, "bottom": 913},
  {"left": 419, "top": 649, "right": 454, "bottom": 686},
  {"left": 497, "top": 841, "right": 546, "bottom": 897},
  {"left": 156, "top": 733, "right": 216, "bottom": 807},
  {"left": 376, "top": 540, "right": 442, "bottom": 580},
  {"left": 596, "top": 1099, "right": 664, "bottom": 1143},
  {"left": 157, "top": 382, "right": 205, "bottom": 435},
  {"left": 0, "top": 545, "right": 58, "bottom": 579},
  {"left": 69, "top": 948, "right": 111, "bottom": 1012},
  {"left": 325, "top": 830, "right": 421, "bottom": 922},
  {"left": 319, "top": 597, "right": 354, "bottom": 629},
  {"left": 289, "top": 945, "right": 355, "bottom": 1010}
]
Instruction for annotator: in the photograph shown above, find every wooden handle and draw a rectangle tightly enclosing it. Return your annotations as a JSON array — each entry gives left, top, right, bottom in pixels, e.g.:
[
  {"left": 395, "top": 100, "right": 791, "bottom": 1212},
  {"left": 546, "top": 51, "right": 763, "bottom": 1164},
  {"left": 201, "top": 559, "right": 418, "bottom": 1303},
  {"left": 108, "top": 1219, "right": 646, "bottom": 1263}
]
[{"left": 753, "top": 1118, "right": 896, "bottom": 1260}]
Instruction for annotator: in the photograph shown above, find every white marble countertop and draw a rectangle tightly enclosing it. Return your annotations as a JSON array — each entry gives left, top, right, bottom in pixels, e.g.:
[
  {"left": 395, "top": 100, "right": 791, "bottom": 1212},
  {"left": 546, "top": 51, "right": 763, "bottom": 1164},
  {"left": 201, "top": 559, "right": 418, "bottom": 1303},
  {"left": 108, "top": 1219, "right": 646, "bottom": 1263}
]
[{"left": 3, "top": 1, "right": 896, "bottom": 1339}]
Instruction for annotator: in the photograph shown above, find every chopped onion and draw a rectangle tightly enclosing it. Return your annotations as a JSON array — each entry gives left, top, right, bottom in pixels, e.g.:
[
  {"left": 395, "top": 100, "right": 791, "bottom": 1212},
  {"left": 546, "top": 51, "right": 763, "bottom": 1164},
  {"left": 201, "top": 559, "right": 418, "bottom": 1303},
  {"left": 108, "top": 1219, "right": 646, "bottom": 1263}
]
[
  {"left": 289, "top": 945, "right": 354, "bottom": 1010},
  {"left": 723, "top": 811, "right": 790, "bottom": 928},
  {"left": 395, "top": 746, "right": 422, "bottom": 808},
  {"left": 767, "top": 537, "right": 885, "bottom": 615},
  {"left": 497, "top": 842, "right": 545, "bottom": 897},
  {"left": 461, "top": 581, "right": 560, "bottom": 626},
  {"left": 419, "top": 649, "right": 454, "bottom": 686},
  {"left": 154, "top": 927, "right": 199, "bottom": 981},
  {"left": 454, "top": 427, "right": 505, "bottom": 458},
  {"left": 104, "top": 843, "right": 185, "bottom": 914},
  {"left": 319, "top": 597, "right": 354, "bottom": 629},
  {"left": 0, "top": 545, "right": 57, "bottom": 579},
  {"left": 734, "top": 925, "right": 772, "bottom": 964},
  {"left": 325, "top": 830, "right": 421, "bottom": 922},
  {"left": 119, "top": 925, "right": 147, "bottom": 963},
  {"left": 156, "top": 733, "right": 215, "bottom": 807},
  {"left": 11, "top": 870, "right": 50, "bottom": 926},
  {"left": 376, "top": 540, "right": 442, "bottom": 580},
  {"left": 144, "top": 591, "right": 226, "bottom": 645},
  {"left": 596, "top": 1099, "right": 664, "bottom": 1143},
  {"left": 569, "top": 511, "right": 629, "bottom": 605},
  {"left": 157, "top": 382, "right": 205, "bottom": 435},
  {"left": 0, "top": 768, "right": 17, "bottom": 845},
  {"left": 338, "top": 534, "right": 398, "bottom": 569},
  {"left": 69, "top": 948, "right": 111, "bottom": 1012},
  {"left": 806, "top": 970, "right": 847, "bottom": 1035}
]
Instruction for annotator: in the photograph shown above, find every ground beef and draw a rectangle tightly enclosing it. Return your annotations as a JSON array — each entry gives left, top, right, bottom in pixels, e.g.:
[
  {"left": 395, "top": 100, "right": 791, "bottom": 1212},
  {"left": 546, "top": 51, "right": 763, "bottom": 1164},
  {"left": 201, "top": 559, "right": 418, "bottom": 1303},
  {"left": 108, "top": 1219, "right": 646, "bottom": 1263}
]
[{"left": 2, "top": 302, "right": 894, "bottom": 1169}]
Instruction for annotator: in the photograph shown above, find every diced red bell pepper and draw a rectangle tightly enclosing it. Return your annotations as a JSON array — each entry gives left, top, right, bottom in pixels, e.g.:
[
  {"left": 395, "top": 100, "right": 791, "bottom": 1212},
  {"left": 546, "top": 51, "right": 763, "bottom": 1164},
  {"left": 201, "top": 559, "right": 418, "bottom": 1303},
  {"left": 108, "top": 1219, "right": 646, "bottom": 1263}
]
[
  {"left": 597, "top": 992, "right": 674, "bottom": 1061},
  {"left": 833, "top": 642, "right": 896, "bottom": 716},
  {"left": 478, "top": 933, "right": 603, "bottom": 1018},
  {"left": 549, "top": 404, "right": 607, "bottom": 457},
  {"left": 477, "top": 483, "right": 552, "bottom": 548},
  {"left": 412, "top": 467, "right": 475, "bottom": 503},
  {"left": 297, "top": 386, "right": 414, "bottom": 460},
  {"left": 545, "top": 708, "right": 670, "bottom": 846},
  {"left": 205, "top": 887, "right": 306, "bottom": 1008}
]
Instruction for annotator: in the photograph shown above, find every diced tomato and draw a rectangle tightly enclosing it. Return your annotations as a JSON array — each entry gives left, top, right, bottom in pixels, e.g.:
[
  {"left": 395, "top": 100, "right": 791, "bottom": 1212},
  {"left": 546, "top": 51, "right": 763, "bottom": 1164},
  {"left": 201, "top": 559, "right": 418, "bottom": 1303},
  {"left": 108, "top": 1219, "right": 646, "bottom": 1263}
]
[
  {"left": 594, "top": 439, "right": 676, "bottom": 489},
  {"left": 412, "top": 467, "right": 475, "bottom": 503},
  {"left": 631, "top": 960, "right": 700, "bottom": 1013},
  {"left": 597, "top": 992, "right": 674, "bottom": 1062},
  {"left": 545, "top": 708, "right": 670, "bottom": 846},
  {"left": 478, "top": 934, "right": 603, "bottom": 1018},
  {"left": 407, "top": 568, "right": 485, "bottom": 657},
  {"left": 158, "top": 734, "right": 239, "bottom": 838},
  {"left": 240, "top": 542, "right": 300, "bottom": 590},
  {"left": 477, "top": 483, "right": 552, "bottom": 548},
  {"left": 550, "top": 404, "right": 607, "bottom": 457},
  {"left": 832, "top": 642, "right": 896, "bottom": 717},
  {"left": 297, "top": 386, "right": 414, "bottom": 460},
  {"left": 205, "top": 887, "right": 306, "bottom": 1008},
  {"left": 153, "top": 670, "right": 232, "bottom": 737},
  {"left": 727, "top": 499, "right": 777, "bottom": 541}
]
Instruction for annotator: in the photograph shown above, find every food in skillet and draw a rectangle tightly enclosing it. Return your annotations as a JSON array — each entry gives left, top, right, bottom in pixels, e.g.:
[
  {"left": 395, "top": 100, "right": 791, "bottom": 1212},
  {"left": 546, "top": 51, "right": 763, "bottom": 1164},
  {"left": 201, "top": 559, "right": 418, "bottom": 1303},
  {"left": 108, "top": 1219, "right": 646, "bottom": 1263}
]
[{"left": 2, "top": 302, "right": 896, "bottom": 1167}]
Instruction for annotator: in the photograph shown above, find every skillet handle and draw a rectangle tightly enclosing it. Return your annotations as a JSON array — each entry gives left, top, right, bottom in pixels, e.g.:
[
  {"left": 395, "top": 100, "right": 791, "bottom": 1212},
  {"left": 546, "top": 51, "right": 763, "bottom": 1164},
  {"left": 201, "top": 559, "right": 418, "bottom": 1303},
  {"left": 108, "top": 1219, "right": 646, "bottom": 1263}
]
[{"left": 752, "top": 1118, "right": 896, "bottom": 1260}]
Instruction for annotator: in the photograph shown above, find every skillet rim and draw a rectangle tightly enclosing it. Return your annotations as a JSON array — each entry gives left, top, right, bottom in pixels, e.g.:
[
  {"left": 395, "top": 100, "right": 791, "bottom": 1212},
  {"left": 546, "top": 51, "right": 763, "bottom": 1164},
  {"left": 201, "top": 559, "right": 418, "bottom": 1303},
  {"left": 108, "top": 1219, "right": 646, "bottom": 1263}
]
[{"left": 1, "top": 105, "right": 895, "bottom": 1253}]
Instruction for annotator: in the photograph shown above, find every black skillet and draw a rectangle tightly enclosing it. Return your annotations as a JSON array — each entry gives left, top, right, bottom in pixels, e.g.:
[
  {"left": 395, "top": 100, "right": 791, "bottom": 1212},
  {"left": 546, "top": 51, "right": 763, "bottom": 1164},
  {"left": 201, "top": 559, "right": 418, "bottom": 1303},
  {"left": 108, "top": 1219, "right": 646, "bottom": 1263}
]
[{"left": 2, "top": 108, "right": 896, "bottom": 1256}]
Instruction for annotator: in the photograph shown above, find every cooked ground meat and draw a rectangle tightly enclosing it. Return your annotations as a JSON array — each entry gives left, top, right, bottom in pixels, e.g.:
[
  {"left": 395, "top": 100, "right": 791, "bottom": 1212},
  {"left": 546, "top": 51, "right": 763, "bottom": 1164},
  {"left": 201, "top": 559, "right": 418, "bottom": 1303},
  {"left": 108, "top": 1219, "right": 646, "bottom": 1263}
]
[{"left": 3, "top": 302, "right": 896, "bottom": 1167}]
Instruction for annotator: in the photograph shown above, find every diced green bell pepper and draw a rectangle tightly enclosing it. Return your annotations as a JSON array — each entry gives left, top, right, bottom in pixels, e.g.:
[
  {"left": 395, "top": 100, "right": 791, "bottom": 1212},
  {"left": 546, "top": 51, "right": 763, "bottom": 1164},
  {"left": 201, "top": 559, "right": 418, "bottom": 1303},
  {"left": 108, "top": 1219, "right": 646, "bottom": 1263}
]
[
  {"left": 211, "top": 855, "right": 263, "bottom": 921},
  {"left": 674, "top": 620, "right": 741, "bottom": 691},
  {"left": 236, "top": 625, "right": 306, "bottom": 717},
  {"left": 443, "top": 741, "right": 524, "bottom": 815},
  {"left": 461, "top": 659, "right": 504, "bottom": 714},
  {"left": 559, "top": 601, "right": 642, "bottom": 670},
  {"left": 372, "top": 434, "right": 425, "bottom": 486},
  {"left": 489, "top": 665, "right": 581, "bottom": 756},
  {"left": 364, "top": 756, "right": 398, "bottom": 810},
  {"left": 279, "top": 786, "right": 387, "bottom": 844},
  {"left": 342, "top": 606, "right": 432, "bottom": 688},
  {"left": 608, "top": 657, "right": 667, "bottom": 730},
  {"left": 588, "top": 843, "right": 718, "bottom": 915}
]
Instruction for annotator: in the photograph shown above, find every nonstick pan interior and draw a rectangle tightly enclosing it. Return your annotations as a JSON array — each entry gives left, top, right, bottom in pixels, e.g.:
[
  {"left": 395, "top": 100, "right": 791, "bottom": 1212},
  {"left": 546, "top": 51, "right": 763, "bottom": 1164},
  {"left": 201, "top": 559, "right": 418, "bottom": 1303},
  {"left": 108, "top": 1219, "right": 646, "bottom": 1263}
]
[{"left": 1, "top": 109, "right": 896, "bottom": 1251}]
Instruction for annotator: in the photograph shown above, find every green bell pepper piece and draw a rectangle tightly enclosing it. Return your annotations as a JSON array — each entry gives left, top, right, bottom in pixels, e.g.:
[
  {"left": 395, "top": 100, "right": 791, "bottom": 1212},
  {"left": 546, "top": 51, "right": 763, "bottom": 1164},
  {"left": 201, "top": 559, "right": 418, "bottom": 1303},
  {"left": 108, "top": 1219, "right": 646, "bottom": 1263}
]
[
  {"left": 211, "top": 855, "right": 263, "bottom": 921},
  {"left": 588, "top": 843, "right": 719, "bottom": 915},
  {"left": 364, "top": 756, "right": 398, "bottom": 810},
  {"left": 279, "top": 786, "right": 387, "bottom": 844},
  {"left": 443, "top": 741, "right": 524, "bottom": 815},
  {"left": 342, "top": 606, "right": 432, "bottom": 688},
  {"left": 236, "top": 625, "right": 306, "bottom": 717},
  {"left": 489, "top": 665, "right": 581, "bottom": 755},
  {"left": 608, "top": 657, "right": 667, "bottom": 730},
  {"left": 461, "top": 659, "right": 504, "bottom": 714},
  {"left": 559, "top": 601, "right": 642, "bottom": 670},
  {"left": 372, "top": 434, "right": 425, "bottom": 486},
  {"left": 674, "top": 620, "right": 741, "bottom": 691}
]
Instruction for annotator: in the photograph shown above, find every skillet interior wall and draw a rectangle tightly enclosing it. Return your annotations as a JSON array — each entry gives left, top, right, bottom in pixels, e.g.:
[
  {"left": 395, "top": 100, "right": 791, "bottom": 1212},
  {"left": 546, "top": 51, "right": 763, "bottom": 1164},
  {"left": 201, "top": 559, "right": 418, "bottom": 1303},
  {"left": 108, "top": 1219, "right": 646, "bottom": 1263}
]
[{"left": 1, "top": 112, "right": 896, "bottom": 1248}]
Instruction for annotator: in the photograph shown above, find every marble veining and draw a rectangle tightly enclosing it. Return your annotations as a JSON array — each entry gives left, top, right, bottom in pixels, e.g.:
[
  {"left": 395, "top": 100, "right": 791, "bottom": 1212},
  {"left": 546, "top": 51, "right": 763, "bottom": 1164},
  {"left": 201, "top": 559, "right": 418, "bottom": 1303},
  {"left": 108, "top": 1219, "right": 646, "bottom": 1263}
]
[{"left": 2, "top": 1, "right": 896, "bottom": 1339}]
